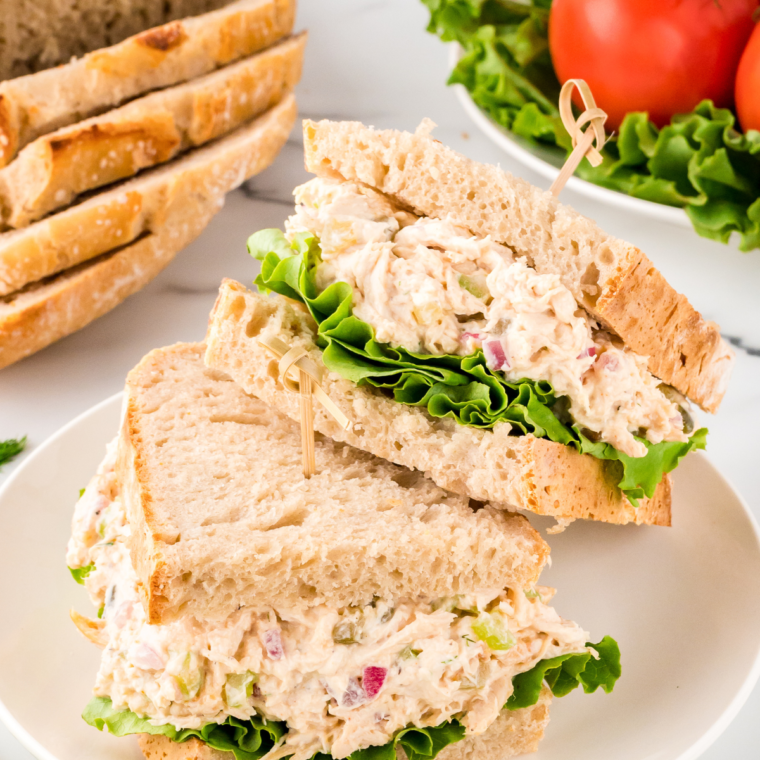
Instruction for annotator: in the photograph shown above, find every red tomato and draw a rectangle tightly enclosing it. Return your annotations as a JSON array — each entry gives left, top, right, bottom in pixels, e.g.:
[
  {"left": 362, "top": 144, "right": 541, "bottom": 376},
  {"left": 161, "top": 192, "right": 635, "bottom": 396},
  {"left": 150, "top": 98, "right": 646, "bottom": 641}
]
[
  {"left": 549, "top": 0, "right": 758, "bottom": 129},
  {"left": 736, "top": 22, "right": 760, "bottom": 132}
]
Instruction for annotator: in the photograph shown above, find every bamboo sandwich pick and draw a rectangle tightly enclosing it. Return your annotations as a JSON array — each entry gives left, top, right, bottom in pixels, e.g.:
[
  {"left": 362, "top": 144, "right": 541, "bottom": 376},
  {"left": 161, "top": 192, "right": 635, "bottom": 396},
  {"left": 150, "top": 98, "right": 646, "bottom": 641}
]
[
  {"left": 258, "top": 336, "right": 350, "bottom": 478},
  {"left": 549, "top": 79, "right": 608, "bottom": 197}
]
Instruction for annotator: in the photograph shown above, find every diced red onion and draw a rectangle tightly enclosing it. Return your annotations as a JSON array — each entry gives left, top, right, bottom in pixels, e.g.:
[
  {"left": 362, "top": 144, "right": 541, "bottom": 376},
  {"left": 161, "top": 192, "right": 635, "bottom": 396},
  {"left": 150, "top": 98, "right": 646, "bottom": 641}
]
[
  {"left": 264, "top": 629, "right": 284, "bottom": 660},
  {"left": 362, "top": 666, "right": 387, "bottom": 700},
  {"left": 670, "top": 414, "right": 683, "bottom": 426},
  {"left": 461, "top": 332, "right": 485, "bottom": 342},
  {"left": 577, "top": 346, "right": 596, "bottom": 360},
  {"left": 484, "top": 340, "right": 510, "bottom": 370},
  {"left": 129, "top": 643, "right": 165, "bottom": 670},
  {"left": 342, "top": 677, "right": 365, "bottom": 707},
  {"left": 112, "top": 601, "right": 134, "bottom": 628},
  {"left": 597, "top": 352, "right": 619, "bottom": 371}
]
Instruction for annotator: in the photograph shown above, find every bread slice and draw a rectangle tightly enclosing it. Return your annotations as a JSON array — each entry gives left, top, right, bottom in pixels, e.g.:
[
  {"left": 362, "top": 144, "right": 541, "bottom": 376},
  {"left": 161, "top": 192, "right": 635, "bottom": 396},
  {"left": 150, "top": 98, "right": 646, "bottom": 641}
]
[
  {"left": 137, "top": 685, "right": 552, "bottom": 760},
  {"left": 0, "top": 0, "right": 296, "bottom": 168},
  {"left": 204, "top": 282, "right": 672, "bottom": 527},
  {"left": 119, "top": 342, "right": 549, "bottom": 625},
  {"left": 0, "top": 95, "right": 295, "bottom": 369},
  {"left": 0, "top": 89, "right": 296, "bottom": 297},
  {"left": 301, "top": 119, "right": 734, "bottom": 415},
  {"left": 0, "top": 33, "right": 305, "bottom": 229},
  {"left": 0, "top": 0, "right": 231, "bottom": 81}
]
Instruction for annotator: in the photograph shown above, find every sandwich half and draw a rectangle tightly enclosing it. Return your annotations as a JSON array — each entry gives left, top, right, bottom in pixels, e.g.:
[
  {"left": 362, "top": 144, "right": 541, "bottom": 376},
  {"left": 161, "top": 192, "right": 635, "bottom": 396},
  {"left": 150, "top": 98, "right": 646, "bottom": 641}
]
[
  {"left": 67, "top": 342, "right": 619, "bottom": 759},
  {"left": 204, "top": 118, "right": 734, "bottom": 527}
]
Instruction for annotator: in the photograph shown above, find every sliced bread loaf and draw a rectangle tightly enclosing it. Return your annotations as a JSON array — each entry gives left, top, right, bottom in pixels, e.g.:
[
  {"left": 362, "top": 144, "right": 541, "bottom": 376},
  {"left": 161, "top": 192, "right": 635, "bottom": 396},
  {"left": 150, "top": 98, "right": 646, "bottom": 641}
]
[
  {"left": 0, "top": 0, "right": 296, "bottom": 168},
  {"left": 137, "top": 685, "right": 552, "bottom": 760},
  {"left": 301, "top": 119, "right": 733, "bottom": 414},
  {"left": 0, "top": 95, "right": 295, "bottom": 369},
  {"left": 0, "top": 92, "right": 296, "bottom": 297},
  {"left": 0, "top": 33, "right": 305, "bottom": 229},
  {"left": 204, "top": 282, "right": 672, "bottom": 527},
  {"left": 119, "top": 342, "right": 549, "bottom": 625}
]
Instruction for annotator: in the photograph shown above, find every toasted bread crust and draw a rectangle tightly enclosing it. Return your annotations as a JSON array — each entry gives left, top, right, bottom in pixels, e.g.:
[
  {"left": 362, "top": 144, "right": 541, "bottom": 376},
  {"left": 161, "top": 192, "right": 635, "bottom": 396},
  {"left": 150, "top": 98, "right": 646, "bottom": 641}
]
[
  {"left": 0, "top": 96, "right": 295, "bottom": 369},
  {"left": 204, "top": 282, "right": 671, "bottom": 527},
  {"left": 0, "top": 0, "right": 296, "bottom": 168},
  {"left": 137, "top": 688, "right": 552, "bottom": 760},
  {"left": 0, "top": 34, "right": 305, "bottom": 230},
  {"left": 300, "top": 119, "right": 733, "bottom": 414}
]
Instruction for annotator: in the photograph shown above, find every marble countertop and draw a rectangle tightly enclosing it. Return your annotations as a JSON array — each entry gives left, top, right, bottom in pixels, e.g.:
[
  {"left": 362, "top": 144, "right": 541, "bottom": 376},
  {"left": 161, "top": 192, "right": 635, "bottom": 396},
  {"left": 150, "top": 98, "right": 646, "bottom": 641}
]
[{"left": 1, "top": 1, "right": 759, "bottom": 757}]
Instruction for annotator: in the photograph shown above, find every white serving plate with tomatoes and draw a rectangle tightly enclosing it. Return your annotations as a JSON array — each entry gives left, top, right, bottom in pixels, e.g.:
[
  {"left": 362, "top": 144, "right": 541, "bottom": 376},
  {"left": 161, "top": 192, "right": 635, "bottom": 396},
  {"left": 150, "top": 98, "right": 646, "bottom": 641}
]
[{"left": 448, "top": 45, "right": 694, "bottom": 229}]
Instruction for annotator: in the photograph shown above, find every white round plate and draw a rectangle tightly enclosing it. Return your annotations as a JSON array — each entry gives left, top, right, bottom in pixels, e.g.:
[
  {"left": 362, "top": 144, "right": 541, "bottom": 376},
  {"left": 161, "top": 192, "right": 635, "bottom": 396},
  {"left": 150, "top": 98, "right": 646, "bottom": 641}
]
[
  {"left": 1, "top": 395, "right": 760, "bottom": 760},
  {"left": 448, "top": 44, "right": 692, "bottom": 228}
]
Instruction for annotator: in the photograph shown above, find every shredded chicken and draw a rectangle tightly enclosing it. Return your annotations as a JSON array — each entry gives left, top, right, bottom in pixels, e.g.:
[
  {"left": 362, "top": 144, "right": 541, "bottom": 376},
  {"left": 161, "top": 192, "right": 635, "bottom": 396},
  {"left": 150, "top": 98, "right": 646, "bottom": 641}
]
[
  {"left": 286, "top": 178, "right": 693, "bottom": 457},
  {"left": 68, "top": 447, "right": 590, "bottom": 760}
]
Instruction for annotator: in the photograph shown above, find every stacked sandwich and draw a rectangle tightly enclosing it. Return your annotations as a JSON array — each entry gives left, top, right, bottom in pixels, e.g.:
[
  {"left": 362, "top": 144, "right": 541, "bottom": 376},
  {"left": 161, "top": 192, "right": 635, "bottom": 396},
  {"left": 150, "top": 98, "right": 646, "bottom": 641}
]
[
  {"left": 0, "top": 0, "right": 303, "bottom": 369},
  {"left": 66, "top": 120, "right": 733, "bottom": 758},
  {"left": 205, "top": 119, "right": 734, "bottom": 527},
  {"left": 67, "top": 343, "right": 619, "bottom": 760}
]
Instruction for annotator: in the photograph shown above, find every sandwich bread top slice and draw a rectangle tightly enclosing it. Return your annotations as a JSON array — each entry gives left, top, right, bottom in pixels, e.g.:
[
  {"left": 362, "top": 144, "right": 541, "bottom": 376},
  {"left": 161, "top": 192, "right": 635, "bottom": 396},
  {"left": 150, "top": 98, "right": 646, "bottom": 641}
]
[
  {"left": 301, "top": 119, "right": 733, "bottom": 414},
  {"left": 120, "top": 343, "right": 548, "bottom": 625}
]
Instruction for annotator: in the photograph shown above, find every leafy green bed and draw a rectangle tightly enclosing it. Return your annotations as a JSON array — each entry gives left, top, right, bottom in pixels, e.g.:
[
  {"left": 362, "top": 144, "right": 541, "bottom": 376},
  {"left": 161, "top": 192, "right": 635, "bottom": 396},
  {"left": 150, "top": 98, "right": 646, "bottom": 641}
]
[
  {"left": 84, "top": 637, "right": 620, "bottom": 760},
  {"left": 423, "top": 0, "right": 760, "bottom": 251},
  {"left": 250, "top": 230, "right": 705, "bottom": 506}
]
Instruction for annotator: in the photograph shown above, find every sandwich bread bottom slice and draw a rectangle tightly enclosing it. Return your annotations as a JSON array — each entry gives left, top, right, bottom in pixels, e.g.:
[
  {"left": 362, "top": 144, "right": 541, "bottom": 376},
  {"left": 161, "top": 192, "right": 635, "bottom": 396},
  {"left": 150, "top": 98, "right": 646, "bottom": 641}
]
[
  {"left": 0, "top": 93, "right": 296, "bottom": 369},
  {"left": 204, "top": 281, "right": 671, "bottom": 527}
]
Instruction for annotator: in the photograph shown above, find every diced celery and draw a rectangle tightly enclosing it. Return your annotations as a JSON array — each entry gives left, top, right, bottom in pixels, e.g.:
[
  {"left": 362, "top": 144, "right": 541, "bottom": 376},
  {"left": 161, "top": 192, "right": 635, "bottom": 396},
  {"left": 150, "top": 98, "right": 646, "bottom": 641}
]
[
  {"left": 400, "top": 646, "right": 422, "bottom": 660},
  {"left": 458, "top": 273, "right": 490, "bottom": 300},
  {"left": 173, "top": 653, "right": 205, "bottom": 699},
  {"left": 224, "top": 671, "right": 259, "bottom": 708},
  {"left": 472, "top": 613, "right": 516, "bottom": 651}
]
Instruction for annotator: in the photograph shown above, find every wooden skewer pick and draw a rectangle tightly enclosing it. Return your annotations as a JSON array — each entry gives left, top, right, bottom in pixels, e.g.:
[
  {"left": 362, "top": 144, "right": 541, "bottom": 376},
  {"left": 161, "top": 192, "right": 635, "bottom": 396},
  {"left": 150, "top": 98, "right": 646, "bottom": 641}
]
[
  {"left": 549, "top": 79, "right": 608, "bottom": 197},
  {"left": 259, "top": 337, "right": 350, "bottom": 479}
]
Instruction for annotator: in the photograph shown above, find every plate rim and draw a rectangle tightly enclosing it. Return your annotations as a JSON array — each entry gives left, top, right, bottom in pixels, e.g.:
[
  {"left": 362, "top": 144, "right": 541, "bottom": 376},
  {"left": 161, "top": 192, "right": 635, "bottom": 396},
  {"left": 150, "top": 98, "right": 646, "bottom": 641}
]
[
  {"left": 0, "top": 392, "right": 123, "bottom": 760},
  {"left": 447, "top": 44, "right": 693, "bottom": 229},
  {"left": 1, "top": 392, "right": 760, "bottom": 760}
]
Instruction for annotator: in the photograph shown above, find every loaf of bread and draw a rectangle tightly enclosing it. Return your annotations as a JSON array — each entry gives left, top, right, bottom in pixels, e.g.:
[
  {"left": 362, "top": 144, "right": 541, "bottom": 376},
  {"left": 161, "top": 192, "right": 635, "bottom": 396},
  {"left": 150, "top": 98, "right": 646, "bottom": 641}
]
[
  {"left": 204, "top": 281, "right": 672, "bottom": 527},
  {"left": 0, "top": 33, "right": 305, "bottom": 229},
  {"left": 119, "top": 342, "right": 548, "bottom": 625},
  {"left": 302, "top": 119, "right": 734, "bottom": 414},
  {"left": 0, "top": 0, "right": 296, "bottom": 167},
  {"left": 0, "top": 96, "right": 296, "bottom": 370}
]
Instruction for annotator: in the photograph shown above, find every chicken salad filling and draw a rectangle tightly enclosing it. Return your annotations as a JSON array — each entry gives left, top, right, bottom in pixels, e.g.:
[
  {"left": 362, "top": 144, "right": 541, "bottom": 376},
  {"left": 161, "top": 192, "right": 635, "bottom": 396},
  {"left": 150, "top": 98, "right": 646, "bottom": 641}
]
[
  {"left": 68, "top": 446, "right": 597, "bottom": 760},
  {"left": 283, "top": 178, "right": 694, "bottom": 459}
]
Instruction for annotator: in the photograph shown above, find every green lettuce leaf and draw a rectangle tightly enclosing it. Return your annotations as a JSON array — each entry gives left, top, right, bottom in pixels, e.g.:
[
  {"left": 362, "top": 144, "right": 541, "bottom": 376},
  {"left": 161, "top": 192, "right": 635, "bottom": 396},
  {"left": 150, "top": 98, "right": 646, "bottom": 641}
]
[
  {"left": 83, "top": 697, "right": 464, "bottom": 760},
  {"left": 84, "top": 697, "right": 286, "bottom": 760},
  {"left": 507, "top": 636, "right": 621, "bottom": 710},
  {"left": 423, "top": 0, "right": 760, "bottom": 251},
  {"left": 69, "top": 564, "right": 95, "bottom": 585},
  {"left": 0, "top": 436, "right": 26, "bottom": 469},
  {"left": 249, "top": 230, "right": 706, "bottom": 505}
]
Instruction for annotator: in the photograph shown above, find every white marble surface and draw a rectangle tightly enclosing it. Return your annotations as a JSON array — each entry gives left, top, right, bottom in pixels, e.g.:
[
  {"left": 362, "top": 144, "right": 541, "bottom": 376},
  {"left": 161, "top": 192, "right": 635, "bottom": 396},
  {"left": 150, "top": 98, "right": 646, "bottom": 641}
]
[{"left": 1, "top": 1, "right": 759, "bottom": 757}]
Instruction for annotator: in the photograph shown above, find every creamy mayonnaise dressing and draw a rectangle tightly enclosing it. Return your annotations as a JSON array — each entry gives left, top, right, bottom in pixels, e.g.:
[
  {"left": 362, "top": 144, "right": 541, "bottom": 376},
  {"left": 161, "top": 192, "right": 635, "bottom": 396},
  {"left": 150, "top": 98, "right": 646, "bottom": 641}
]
[
  {"left": 285, "top": 178, "right": 693, "bottom": 458},
  {"left": 68, "top": 448, "right": 589, "bottom": 760}
]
